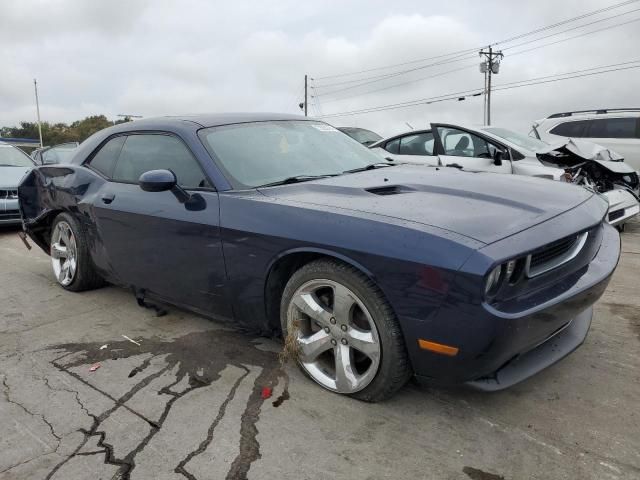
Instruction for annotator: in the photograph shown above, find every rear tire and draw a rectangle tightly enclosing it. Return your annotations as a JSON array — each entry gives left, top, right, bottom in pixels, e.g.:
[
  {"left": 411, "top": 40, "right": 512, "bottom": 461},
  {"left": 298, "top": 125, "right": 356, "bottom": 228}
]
[
  {"left": 280, "top": 259, "right": 411, "bottom": 402},
  {"left": 50, "top": 212, "right": 104, "bottom": 292}
]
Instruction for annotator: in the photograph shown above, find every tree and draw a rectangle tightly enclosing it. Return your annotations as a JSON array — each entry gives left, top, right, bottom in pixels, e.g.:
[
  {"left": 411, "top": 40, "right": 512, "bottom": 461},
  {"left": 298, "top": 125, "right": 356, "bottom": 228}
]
[{"left": 0, "top": 115, "right": 117, "bottom": 145}]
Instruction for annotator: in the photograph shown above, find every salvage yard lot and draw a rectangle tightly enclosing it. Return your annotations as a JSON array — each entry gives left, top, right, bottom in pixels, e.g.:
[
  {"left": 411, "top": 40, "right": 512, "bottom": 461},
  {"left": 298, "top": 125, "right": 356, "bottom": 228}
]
[{"left": 0, "top": 222, "right": 638, "bottom": 480}]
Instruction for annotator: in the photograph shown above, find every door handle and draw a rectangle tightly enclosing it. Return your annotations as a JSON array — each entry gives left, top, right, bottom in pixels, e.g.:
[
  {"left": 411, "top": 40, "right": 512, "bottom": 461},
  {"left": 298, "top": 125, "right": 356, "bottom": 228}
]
[{"left": 101, "top": 193, "right": 115, "bottom": 204}]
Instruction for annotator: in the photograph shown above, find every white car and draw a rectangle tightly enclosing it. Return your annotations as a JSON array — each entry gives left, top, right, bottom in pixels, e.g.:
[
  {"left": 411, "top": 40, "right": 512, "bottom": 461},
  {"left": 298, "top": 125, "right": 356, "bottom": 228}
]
[
  {"left": 531, "top": 109, "right": 640, "bottom": 171},
  {"left": 370, "top": 123, "right": 639, "bottom": 228},
  {"left": 0, "top": 142, "right": 36, "bottom": 225}
]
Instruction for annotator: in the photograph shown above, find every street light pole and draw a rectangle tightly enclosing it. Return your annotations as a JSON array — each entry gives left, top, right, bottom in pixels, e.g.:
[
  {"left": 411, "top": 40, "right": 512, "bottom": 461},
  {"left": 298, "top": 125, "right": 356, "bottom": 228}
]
[{"left": 33, "top": 79, "right": 43, "bottom": 148}]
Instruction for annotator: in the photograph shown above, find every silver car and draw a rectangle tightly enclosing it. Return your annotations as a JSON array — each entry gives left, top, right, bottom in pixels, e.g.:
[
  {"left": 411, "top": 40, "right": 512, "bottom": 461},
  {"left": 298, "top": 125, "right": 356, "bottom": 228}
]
[{"left": 0, "top": 142, "right": 35, "bottom": 225}]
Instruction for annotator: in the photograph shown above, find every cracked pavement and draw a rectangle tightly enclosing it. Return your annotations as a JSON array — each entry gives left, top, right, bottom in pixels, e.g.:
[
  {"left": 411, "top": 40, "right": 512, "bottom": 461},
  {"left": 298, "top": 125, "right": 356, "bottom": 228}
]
[{"left": 0, "top": 220, "right": 639, "bottom": 480}]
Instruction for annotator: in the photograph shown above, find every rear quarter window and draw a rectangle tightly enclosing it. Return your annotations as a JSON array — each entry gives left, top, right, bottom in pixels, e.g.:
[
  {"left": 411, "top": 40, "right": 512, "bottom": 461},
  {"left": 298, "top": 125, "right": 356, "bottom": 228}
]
[{"left": 87, "top": 136, "right": 126, "bottom": 178}]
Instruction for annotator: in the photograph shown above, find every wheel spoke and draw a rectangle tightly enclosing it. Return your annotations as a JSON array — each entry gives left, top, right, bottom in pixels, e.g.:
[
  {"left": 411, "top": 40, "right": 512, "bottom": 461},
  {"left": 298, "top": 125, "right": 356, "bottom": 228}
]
[
  {"left": 334, "top": 344, "right": 358, "bottom": 392},
  {"left": 347, "top": 328, "right": 379, "bottom": 360},
  {"left": 332, "top": 283, "right": 355, "bottom": 322},
  {"left": 298, "top": 329, "right": 333, "bottom": 363},
  {"left": 51, "top": 243, "right": 68, "bottom": 259},
  {"left": 292, "top": 293, "right": 332, "bottom": 326},
  {"left": 59, "top": 224, "right": 70, "bottom": 246}
]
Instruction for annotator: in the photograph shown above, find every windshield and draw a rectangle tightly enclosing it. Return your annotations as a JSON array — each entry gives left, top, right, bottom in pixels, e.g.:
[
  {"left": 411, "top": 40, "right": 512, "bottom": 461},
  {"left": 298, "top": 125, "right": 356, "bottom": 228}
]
[
  {"left": 200, "top": 121, "right": 385, "bottom": 188},
  {"left": 0, "top": 144, "right": 35, "bottom": 167},
  {"left": 339, "top": 127, "right": 382, "bottom": 146},
  {"left": 41, "top": 145, "right": 78, "bottom": 164},
  {"left": 482, "top": 127, "right": 549, "bottom": 152}
]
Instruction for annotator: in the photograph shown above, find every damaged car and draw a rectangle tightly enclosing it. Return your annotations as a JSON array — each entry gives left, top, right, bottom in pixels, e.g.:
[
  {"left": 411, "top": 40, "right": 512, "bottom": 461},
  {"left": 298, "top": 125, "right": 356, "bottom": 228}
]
[
  {"left": 370, "top": 124, "right": 639, "bottom": 228},
  {"left": 19, "top": 113, "right": 620, "bottom": 401},
  {"left": 0, "top": 141, "right": 36, "bottom": 225}
]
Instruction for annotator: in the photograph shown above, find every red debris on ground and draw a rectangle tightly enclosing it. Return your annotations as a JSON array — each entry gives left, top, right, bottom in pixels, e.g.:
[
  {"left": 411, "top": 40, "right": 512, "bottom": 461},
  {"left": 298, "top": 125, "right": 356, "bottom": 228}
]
[
  {"left": 261, "top": 386, "right": 272, "bottom": 399},
  {"left": 89, "top": 363, "right": 101, "bottom": 372}
]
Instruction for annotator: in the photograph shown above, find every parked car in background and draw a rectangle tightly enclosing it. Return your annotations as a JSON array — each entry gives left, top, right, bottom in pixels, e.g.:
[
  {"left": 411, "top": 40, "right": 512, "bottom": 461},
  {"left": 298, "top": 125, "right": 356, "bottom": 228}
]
[
  {"left": 19, "top": 113, "right": 620, "bottom": 401},
  {"left": 337, "top": 127, "right": 382, "bottom": 146},
  {"left": 531, "top": 108, "right": 640, "bottom": 171},
  {"left": 370, "top": 123, "right": 639, "bottom": 228},
  {"left": 31, "top": 142, "right": 79, "bottom": 165},
  {"left": 0, "top": 142, "right": 36, "bottom": 225}
]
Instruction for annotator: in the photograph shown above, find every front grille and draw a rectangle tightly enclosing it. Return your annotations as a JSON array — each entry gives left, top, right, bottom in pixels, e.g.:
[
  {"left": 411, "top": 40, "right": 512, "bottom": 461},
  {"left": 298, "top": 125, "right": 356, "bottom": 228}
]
[
  {"left": 526, "top": 231, "right": 589, "bottom": 277},
  {"left": 0, "top": 189, "right": 19, "bottom": 200},
  {"left": 608, "top": 209, "right": 625, "bottom": 222}
]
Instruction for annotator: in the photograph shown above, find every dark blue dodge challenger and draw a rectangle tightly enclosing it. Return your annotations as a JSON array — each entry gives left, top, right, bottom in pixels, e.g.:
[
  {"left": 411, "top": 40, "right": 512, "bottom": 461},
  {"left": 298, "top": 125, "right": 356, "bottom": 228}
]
[{"left": 18, "top": 113, "right": 620, "bottom": 401}]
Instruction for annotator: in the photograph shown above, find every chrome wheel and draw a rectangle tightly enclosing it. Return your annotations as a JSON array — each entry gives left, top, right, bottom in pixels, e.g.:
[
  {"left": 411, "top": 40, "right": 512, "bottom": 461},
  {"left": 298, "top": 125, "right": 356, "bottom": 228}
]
[
  {"left": 50, "top": 221, "right": 77, "bottom": 286},
  {"left": 287, "top": 279, "right": 381, "bottom": 394}
]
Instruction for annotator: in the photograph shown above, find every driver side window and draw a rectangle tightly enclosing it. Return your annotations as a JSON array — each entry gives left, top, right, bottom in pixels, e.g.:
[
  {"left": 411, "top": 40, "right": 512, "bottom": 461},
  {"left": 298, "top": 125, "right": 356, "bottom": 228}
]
[
  {"left": 437, "top": 127, "right": 500, "bottom": 159},
  {"left": 112, "top": 134, "right": 211, "bottom": 189}
]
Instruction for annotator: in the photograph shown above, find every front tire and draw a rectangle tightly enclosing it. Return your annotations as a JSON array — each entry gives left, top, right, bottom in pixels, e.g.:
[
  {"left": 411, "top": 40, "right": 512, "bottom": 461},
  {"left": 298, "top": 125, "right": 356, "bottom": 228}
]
[
  {"left": 50, "top": 213, "right": 104, "bottom": 292},
  {"left": 280, "top": 259, "right": 411, "bottom": 402}
]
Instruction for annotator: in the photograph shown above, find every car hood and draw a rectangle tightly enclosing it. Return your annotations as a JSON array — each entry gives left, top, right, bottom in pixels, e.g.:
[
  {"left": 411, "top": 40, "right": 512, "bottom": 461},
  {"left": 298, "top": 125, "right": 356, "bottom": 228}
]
[
  {"left": 535, "top": 138, "right": 625, "bottom": 162},
  {"left": 0, "top": 166, "right": 31, "bottom": 188},
  {"left": 257, "top": 165, "right": 593, "bottom": 244}
]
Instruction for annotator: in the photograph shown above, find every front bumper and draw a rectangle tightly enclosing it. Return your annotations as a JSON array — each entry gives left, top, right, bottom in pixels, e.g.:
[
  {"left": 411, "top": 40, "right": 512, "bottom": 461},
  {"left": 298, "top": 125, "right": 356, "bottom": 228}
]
[
  {"left": 406, "top": 221, "right": 620, "bottom": 389},
  {"left": 603, "top": 189, "right": 639, "bottom": 226},
  {"left": 466, "top": 307, "right": 592, "bottom": 391},
  {"left": 0, "top": 198, "right": 21, "bottom": 225}
]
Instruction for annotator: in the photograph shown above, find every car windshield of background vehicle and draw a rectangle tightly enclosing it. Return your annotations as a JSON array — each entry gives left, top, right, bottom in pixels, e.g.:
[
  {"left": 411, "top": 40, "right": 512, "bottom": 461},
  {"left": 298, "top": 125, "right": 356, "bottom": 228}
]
[
  {"left": 200, "top": 121, "right": 385, "bottom": 188},
  {"left": 0, "top": 144, "right": 34, "bottom": 167},
  {"left": 42, "top": 145, "right": 77, "bottom": 164},
  {"left": 343, "top": 128, "right": 382, "bottom": 145},
  {"left": 483, "top": 127, "right": 549, "bottom": 152}
]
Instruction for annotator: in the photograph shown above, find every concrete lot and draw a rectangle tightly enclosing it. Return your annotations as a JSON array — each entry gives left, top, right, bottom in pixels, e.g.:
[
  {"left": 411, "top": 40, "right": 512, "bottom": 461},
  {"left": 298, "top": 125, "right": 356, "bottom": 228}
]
[{"left": 0, "top": 220, "right": 638, "bottom": 480}]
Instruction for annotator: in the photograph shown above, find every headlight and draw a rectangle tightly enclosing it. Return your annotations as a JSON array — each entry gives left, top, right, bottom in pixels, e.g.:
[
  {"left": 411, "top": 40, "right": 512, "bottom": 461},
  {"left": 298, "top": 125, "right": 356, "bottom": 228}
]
[
  {"left": 485, "top": 265, "right": 502, "bottom": 296},
  {"left": 485, "top": 258, "right": 525, "bottom": 298}
]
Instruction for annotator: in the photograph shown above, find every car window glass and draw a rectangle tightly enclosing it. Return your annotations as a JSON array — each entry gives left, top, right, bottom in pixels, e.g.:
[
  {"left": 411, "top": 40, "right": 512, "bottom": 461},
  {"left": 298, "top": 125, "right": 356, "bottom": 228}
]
[
  {"left": 112, "top": 134, "right": 210, "bottom": 188},
  {"left": 398, "top": 132, "right": 435, "bottom": 156},
  {"left": 587, "top": 118, "right": 637, "bottom": 139},
  {"left": 549, "top": 121, "right": 587, "bottom": 137},
  {"left": 88, "top": 136, "right": 125, "bottom": 177},
  {"left": 384, "top": 138, "right": 400, "bottom": 154},
  {"left": 437, "top": 127, "right": 498, "bottom": 159}
]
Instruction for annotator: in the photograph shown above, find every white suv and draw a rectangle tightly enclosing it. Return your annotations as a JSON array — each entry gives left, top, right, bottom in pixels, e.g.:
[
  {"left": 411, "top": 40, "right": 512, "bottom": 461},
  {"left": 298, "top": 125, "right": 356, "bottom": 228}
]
[{"left": 532, "top": 109, "right": 640, "bottom": 171}]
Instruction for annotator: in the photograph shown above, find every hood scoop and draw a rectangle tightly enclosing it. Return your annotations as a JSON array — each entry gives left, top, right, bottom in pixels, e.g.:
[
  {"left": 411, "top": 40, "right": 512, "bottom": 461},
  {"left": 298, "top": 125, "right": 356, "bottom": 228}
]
[{"left": 366, "top": 185, "right": 415, "bottom": 196}]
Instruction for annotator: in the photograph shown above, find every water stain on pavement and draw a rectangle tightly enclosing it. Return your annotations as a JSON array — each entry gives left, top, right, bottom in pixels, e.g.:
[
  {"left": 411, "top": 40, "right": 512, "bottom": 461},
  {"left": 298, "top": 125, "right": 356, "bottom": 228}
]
[
  {"left": 44, "top": 328, "right": 288, "bottom": 480},
  {"left": 603, "top": 302, "right": 640, "bottom": 340},
  {"left": 463, "top": 466, "right": 505, "bottom": 480}
]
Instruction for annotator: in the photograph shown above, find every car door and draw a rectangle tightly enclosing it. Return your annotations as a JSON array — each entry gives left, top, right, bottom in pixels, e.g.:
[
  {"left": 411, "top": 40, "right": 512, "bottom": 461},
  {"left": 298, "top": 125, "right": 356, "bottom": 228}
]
[
  {"left": 430, "top": 124, "right": 512, "bottom": 174},
  {"left": 85, "top": 132, "right": 232, "bottom": 319},
  {"left": 371, "top": 131, "right": 440, "bottom": 166}
]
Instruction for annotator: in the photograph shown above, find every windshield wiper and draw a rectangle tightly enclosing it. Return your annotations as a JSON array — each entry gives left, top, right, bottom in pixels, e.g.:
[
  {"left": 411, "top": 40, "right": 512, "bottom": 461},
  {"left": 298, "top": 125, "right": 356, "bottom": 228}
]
[
  {"left": 343, "top": 162, "right": 395, "bottom": 174},
  {"left": 256, "top": 174, "right": 339, "bottom": 188}
]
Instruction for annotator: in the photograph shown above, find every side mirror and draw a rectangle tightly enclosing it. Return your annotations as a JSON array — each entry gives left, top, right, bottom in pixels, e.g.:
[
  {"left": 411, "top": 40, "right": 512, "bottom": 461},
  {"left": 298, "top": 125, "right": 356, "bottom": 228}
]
[
  {"left": 493, "top": 150, "right": 505, "bottom": 166},
  {"left": 139, "top": 169, "right": 177, "bottom": 192}
]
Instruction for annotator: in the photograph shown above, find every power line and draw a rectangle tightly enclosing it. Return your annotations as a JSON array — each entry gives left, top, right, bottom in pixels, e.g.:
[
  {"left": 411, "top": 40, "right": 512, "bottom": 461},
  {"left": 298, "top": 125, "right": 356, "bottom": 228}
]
[
  {"left": 317, "top": 63, "right": 479, "bottom": 104},
  {"left": 501, "top": 5, "right": 640, "bottom": 51},
  {"left": 312, "top": 51, "right": 476, "bottom": 89},
  {"left": 311, "top": 0, "right": 639, "bottom": 81},
  {"left": 507, "top": 15, "right": 640, "bottom": 57},
  {"left": 311, "top": 9, "right": 640, "bottom": 103},
  {"left": 316, "top": 61, "right": 640, "bottom": 119}
]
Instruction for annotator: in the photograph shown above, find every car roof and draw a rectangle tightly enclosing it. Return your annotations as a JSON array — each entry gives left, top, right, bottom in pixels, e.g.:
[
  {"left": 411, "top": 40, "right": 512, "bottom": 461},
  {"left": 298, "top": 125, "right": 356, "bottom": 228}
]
[
  {"left": 122, "top": 112, "right": 311, "bottom": 129},
  {"left": 536, "top": 109, "right": 640, "bottom": 125}
]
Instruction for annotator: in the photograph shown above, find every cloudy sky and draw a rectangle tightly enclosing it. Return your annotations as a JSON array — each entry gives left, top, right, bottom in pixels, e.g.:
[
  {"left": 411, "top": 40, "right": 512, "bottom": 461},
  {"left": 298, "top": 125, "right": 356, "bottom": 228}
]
[{"left": 1, "top": 0, "right": 639, "bottom": 137}]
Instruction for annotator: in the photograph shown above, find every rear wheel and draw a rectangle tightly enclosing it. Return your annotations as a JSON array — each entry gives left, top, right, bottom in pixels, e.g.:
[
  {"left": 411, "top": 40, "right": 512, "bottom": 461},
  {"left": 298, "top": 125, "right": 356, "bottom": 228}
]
[
  {"left": 50, "top": 213, "right": 104, "bottom": 291},
  {"left": 281, "top": 259, "right": 411, "bottom": 402}
]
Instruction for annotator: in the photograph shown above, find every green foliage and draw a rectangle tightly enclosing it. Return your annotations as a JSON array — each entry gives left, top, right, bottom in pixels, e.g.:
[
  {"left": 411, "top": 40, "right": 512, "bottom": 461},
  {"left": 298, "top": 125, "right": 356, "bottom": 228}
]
[{"left": 0, "top": 115, "right": 122, "bottom": 146}]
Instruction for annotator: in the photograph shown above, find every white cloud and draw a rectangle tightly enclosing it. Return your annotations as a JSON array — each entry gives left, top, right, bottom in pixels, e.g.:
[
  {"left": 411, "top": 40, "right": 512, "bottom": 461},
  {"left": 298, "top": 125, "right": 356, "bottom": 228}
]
[{"left": 0, "top": 0, "right": 638, "bottom": 139}]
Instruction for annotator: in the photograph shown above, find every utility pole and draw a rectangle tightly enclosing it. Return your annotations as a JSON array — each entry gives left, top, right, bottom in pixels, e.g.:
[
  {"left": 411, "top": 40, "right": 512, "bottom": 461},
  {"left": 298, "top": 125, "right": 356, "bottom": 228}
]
[
  {"left": 33, "top": 79, "right": 43, "bottom": 147},
  {"left": 304, "top": 74, "right": 308, "bottom": 117},
  {"left": 479, "top": 47, "right": 503, "bottom": 125}
]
